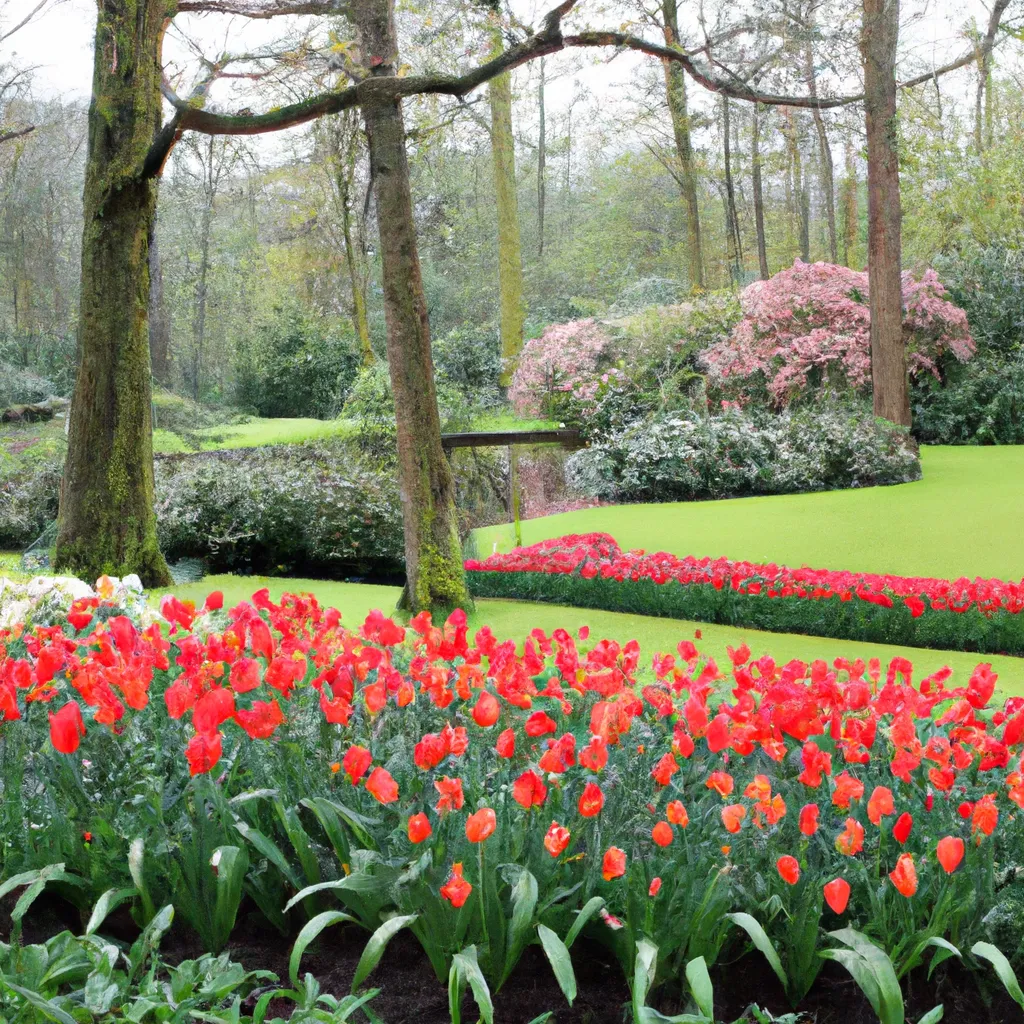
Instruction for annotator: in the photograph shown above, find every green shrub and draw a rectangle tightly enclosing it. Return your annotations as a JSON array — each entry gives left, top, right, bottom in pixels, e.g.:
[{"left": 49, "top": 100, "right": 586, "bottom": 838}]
[
  {"left": 154, "top": 440, "right": 404, "bottom": 578},
  {"left": 0, "top": 362, "right": 56, "bottom": 406},
  {"left": 566, "top": 406, "right": 920, "bottom": 503},
  {"left": 432, "top": 324, "right": 502, "bottom": 397},
  {"left": 607, "top": 276, "right": 684, "bottom": 316},
  {"left": 912, "top": 351, "right": 1024, "bottom": 444},
  {"left": 234, "top": 303, "right": 360, "bottom": 418}
]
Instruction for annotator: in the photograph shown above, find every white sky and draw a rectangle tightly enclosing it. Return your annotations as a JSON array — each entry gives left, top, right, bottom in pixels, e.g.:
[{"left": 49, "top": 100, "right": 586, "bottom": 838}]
[{"left": 1, "top": 0, "right": 1009, "bottom": 140}]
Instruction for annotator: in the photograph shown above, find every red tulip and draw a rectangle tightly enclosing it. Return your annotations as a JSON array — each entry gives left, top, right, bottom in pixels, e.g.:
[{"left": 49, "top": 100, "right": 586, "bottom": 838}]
[
  {"left": 649, "top": 877, "right": 662, "bottom": 897},
  {"left": 48, "top": 702, "right": 86, "bottom": 755},
  {"left": 936, "top": 836, "right": 965, "bottom": 874},
  {"left": 466, "top": 807, "right": 496, "bottom": 843},
  {"left": 799, "top": 803, "right": 820, "bottom": 836},
  {"left": 365, "top": 767, "right": 398, "bottom": 804},
  {"left": 407, "top": 813, "right": 432, "bottom": 844},
  {"left": 342, "top": 744, "right": 372, "bottom": 785},
  {"left": 185, "top": 730, "right": 222, "bottom": 776},
  {"left": 971, "top": 794, "right": 998, "bottom": 836},
  {"left": 578, "top": 782, "right": 605, "bottom": 817},
  {"left": 835, "top": 817, "right": 864, "bottom": 856},
  {"left": 495, "top": 728, "right": 516, "bottom": 757},
  {"left": 234, "top": 699, "right": 285, "bottom": 740},
  {"left": 776, "top": 855, "right": 800, "bottom": 885},
  {"left": 824, "top": 877, "right": 851, "bottom": 914},
  {"left": 434, "top": 775, "right": 464, "bottom": 813},
  {"left": 892, "top": 812, "right": 913, "bottom": 845},
  {"left": 651, "top": 821, "right": 673, "bottom": 847},
  {"left": 544, "top": 822, "right": 570, "bottom": 857},
  {"left": 525, "top": 711, "right": 557, "bottom": 736},
  {"left": 867, "top": 786, "right": 894, "bottom": 826},
  {"left": 472, "top": 691, "right": 500, "bottom": 728},
  {"left": 602, "top": 846, "right": 626, "bottom": 881},
  {"left": 512, "top": 770, "right": 547, "bottom": 809},
  {"left": 651, "top": 752, "right": 679, "bottom": 786},
  {"left": 889, "top": 854, "right": 918, "bottom": 897},
  {"left": 441, "top": 863, "right": 472, "bottom": 907}
]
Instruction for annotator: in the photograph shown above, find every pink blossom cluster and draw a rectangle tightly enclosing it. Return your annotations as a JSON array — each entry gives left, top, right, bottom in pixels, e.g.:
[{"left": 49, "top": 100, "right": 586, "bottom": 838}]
[
  {"left": 701, "top": 261, "right": 975, "bottom": 405},
  {"left": 509, "top": 319, "right": 613, "bottom": 417}
]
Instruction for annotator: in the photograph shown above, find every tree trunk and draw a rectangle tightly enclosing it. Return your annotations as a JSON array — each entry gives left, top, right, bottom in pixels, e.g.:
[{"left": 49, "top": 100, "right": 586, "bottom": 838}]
[
  {"left": 336, "top": 124, "right": 373, "bottom": 364},
  {"left": 354, "top": 0, "right": 472, "bottom": 614},
  {"left": 804, "top": 26, "right": 838, "bottom": 261},
  {"left": 861, "top": 0, "right": 910, "bottom": 426},
  {"left": 722, "top": 95, "right": 742, "bottom": 285},
  {"left": 488, "top": 29, "right": 525, "bottom": 386},
  {"left": 55, "top": 2, "right": 171, "bottom": 587},
  {"left": 191, "top": 139, "right": 214, "bottom": 402},
  {"left": 783, "top": 109, "right": 809, "bottom": 262},
  {"left": 662, "top": 0, "right": 704, "bottom": 291},
  {"left": 841, "top": 143, "right": 859, "bottom": 267},
  {"left": 148, "top": 213, "right": 172, "bottom": 385},
  {"left": 751, "top": 102, "right": 769, "bottom": 280},
  {"left": 537, "top": 57, "right": 546, "bottom": 259}
]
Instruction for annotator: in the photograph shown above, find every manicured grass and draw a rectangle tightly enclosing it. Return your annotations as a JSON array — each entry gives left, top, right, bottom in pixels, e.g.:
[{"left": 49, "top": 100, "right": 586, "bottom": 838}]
[
  {"left": 473, "top": 446, "right": 1024, "bottom": 582},
  {"left": 152, "top": 417, "right": 356, "bottom": 453},
  {"left": 162, "top": 575, "right": 1024, "bottom": 695}
]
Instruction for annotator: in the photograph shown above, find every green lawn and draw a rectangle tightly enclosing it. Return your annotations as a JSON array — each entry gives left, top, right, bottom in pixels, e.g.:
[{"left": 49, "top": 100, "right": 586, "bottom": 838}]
[
  {"left": 474, "top": 446, "right": 1024, "bottom": 582},
  {"left": 162, "top": 575, "right": 1024, "bottom": 694},
  {"left": 152, "top": 417, "right": 355, "bottom": 453}
]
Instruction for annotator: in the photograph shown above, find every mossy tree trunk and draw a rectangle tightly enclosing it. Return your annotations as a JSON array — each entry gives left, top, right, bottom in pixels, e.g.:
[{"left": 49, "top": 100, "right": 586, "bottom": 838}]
[
  {"left": 148, "top": 213, "right": 173, "bottom": 384},
  {"left": 354, "top": 0, "right": 473, "bottom": 615},
  {"left": 488, "top": 28, "right": 525, "bottom": 386},
  {"left": 751, "top": 102, "right": 769, "bottom": 280},
  {"left": 662, "top": 0, "right": 704, "bottom": 292},
  {"left": 861, "top": 0, "right": 910, "bottom": 426},
  {"left": 55, "top": 1, "right": 172, "bottom": 587}
]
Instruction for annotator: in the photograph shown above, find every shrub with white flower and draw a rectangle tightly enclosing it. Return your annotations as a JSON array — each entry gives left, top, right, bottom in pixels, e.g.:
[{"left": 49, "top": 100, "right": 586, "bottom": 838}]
[{"left": 701, "top": 260, "right": 975, "bottom": 406}]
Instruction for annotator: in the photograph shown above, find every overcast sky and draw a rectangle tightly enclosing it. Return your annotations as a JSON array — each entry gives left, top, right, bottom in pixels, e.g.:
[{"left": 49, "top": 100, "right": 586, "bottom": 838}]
[{"left": 2, "top": 0, "right": 1008, "bottom": 131}]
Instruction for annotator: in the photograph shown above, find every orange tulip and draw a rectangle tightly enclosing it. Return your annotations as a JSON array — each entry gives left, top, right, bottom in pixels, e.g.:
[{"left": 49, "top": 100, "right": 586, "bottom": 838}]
[
  {"left": 971, "top": 794, "right": 998, "bottom": 836},
  {"left": 365, "top": 766, "right": 398, "bottom": 804},
  {"left": 835, "top": 817, "right": 865, "bottom": 856},
  {"left": 706, "top": 771, "right": 735, "bottom": 798},
  {"left": 889, "top": 853, "right": 918, "bottom": 897},
  {"left": 466, "top": 807, "right": 496, "bottom": 843},
  {"left": 666, "top": 800, "right": 689, "bottom": 826},
  {"left": 578, "top": 782, "right": 605, "bottom": 817},
  {"left": 823, "top": 877, "right": 851, "bottom": 914},
  {"left": 721, "top": 803, "right": 746, "bottom": 833},
  {"left": 867, "top": 786, "right": 894, "bottom": 825},
  {"left": 602, "top": 846, "right": 626, "bottom": 881}
]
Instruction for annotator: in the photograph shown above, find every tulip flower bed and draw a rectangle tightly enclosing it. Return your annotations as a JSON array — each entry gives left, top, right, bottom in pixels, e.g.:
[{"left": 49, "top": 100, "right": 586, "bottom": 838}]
[
  {"left": 1, "top": 586, "right": 1024, "bottom": 1024},
  {"left": 466, "top": 534, "right": 1024, "bottom": 656}
]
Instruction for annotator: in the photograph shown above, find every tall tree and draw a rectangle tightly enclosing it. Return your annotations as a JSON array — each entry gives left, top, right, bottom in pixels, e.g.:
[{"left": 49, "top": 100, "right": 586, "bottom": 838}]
[
  {"left": 486, "top": 18, "right": 525, "bottom": 386},
  {"left": 802, "top": 5, "right": 838, "bottom": 261},
  {"left": 751, "top": 101, "right": 769, "bottom": 279},
  {"left": 537, "top": 57, "right": 546, "bottom": 259},
  {"left": 148, "top": 214, "right": 172, "bottom": 384},
  {"left": 660, "top": 0, "right": 704, "bottom": 290},
  {"left": 721, "top": 95, "right": 742, "bottom": 285},
  {"left": 860, "top": 0, "right": 907, "bottom": 425}
]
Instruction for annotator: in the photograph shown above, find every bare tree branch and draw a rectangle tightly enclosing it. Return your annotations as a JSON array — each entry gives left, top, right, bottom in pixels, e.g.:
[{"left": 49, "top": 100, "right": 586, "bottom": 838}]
[
  {"left": 176, "top": 0, "right": 347, "bottom": 15},
  {"left": 0, "top": 125, "right": 35, "bottom": 144}
]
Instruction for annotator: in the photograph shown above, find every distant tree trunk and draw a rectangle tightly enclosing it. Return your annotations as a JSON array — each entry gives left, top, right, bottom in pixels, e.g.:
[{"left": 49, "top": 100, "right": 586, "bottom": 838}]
[
  {"left": 662, "top": 0, "right": 704, "bottom": 291},
  {"left": 191, "top": 137, "right": 214, "bottom": 402},
  {"left": 537, "top": 57, "right": 546, "bottom": 259},
  {"left": 782, "top": 109, "right": 809, "bottom": 261},
  {"left": 354, "top": 0, "right": 472, "bottom": 614},
  {"left": 334, "top": 120, "right": 373, "bottom": 364},
  {"left": 841, "top": 143, "right": 859, "bottom": 267},
  {"left": 722, "top": 95, "right": 742, "bottom": 285},
  {"left": 55, "top": 2, "right": 172, "bottom": 586},
  {"left": 804, "top": 24, "right": 838, "bottom": 261},
  {"left": 488, "top": 28, "right": 525, "bottom": 386},
  {"left": 148, "top": 213, "right": 172, "bottom": 384},
  {"left": 861, "top": 0, "right": 909, "bottom": 426},
  {"left": 751, "top": 102, "right": 769, "bottom": 280}
]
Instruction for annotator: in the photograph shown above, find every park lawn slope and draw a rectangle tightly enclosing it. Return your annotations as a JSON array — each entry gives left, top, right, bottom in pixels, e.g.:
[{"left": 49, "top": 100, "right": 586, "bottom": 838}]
[
  {"left": 473, "top": 446, "right": 1024, "bottom": 582},
  {"left": 161, "top": 574, "right": 1024, "bottom": 695}
]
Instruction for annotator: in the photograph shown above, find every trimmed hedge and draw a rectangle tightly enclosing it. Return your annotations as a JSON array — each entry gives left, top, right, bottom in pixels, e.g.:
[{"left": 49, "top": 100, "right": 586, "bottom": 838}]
[{"left": 467, "top": 569, "right": 1024, "bottom": 656}]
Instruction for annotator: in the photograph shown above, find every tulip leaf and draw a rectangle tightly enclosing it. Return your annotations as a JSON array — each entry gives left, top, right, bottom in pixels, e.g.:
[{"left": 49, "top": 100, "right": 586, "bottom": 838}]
[
  {"left": 86, "top": 887, "right": 137, "bottom": 936},
  {"left": 502, "top": 869, "right": 538, "bottom": 985},
  {"left": 283, "top": 875, "right": 385, "bottom": 915},
  {"left": 538, "top": 923, "right": 577, "bottom": 1006},
  {"left": 924, "top": 937, "right": 961, "bottom": 980},
  {"left": 128, "top": 838, "right": 157, "bottom": 924},
  {"left": 971, "top": 941, "right": 1024, "bottom": 1009},
  {"left": 684, "top": 956, "right": 714, "bottom": 1022},
  {"left": 289, "top": 910, "right": 358, "bottom": 986},
  {"left": 826, "top": 928, "right": 904, "bottom": 1024},
  {"left": 234, "top": 820, "right": 302, "bottom": 891},
  {"left": 450, "top": 945, "right": 493, "bottom": 1024},
  {"left": 211, "top": 845, "right": 249, "bottom": 952},
  {"left": 564, "top": 896, "right": 605, "bottom": 949},
  {"left": 726, "top": 912, "right": 788, "bottom": 990},
  {"left": 351, "top": 914, "right": 418, "bottom": 992},
  {"left": 0, "top": 979, "right": 80, "bottom": 1024},
  {"left": 916, "top": 1007, "right": 944, "bottom": 1024}
]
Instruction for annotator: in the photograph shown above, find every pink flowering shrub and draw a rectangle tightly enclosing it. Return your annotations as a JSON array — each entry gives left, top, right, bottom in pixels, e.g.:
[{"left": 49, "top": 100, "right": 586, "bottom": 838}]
[
  {"left": 509, "top": 319, "right": 613, "bottom": 417},
  {"left": 701, "top": 261, "right": 975, "bottom": 405}
]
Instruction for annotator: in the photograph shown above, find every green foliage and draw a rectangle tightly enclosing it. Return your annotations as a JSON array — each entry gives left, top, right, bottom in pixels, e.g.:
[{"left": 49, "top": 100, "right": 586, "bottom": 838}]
[
  {"left": 566, "top": 406, "right": 920, "bottom": 504},
  {"left": 607, "top": 277, "right": 685, "bottom": 317},
  {"left": 0, "top": 363, "right": 57, "bottom": 406},
  {"left": 235, "top": 303, "right": 360, "bottom": 419},
  {"left": 432, "top": 325, "right": 503, "bottom": 399},
  {"left": 154, "top": 440, "right": 404, "bottom": 578}
]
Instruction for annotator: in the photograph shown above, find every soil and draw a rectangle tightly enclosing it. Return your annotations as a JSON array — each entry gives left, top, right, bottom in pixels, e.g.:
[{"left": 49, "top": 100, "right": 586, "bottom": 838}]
[{"left": 6, "top": 894, "right": 1023, "bottom": 1023}]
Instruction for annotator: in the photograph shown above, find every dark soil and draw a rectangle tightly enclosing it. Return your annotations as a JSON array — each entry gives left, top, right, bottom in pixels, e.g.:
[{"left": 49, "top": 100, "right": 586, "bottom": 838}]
[{"left": 6, "top": 894, "right": 1023, "bottom": 1023}]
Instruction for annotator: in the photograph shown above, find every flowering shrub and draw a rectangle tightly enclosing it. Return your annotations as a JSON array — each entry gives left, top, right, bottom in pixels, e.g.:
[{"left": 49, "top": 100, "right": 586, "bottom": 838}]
[
  {"left": 508, "top": 319, "right": 613, "bottom": 417},
  {"left": 566, "top": 406, "right": 920, "bottom": 503},
  {"left": 2, "top": 586, "right": 1024, "bottom": 1014},
  {"left": 701, "top": 261, "right": 975, "bottom": 406},
  {"left": 467, "top": 533, "right": 1024, "bottom": 655}
]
